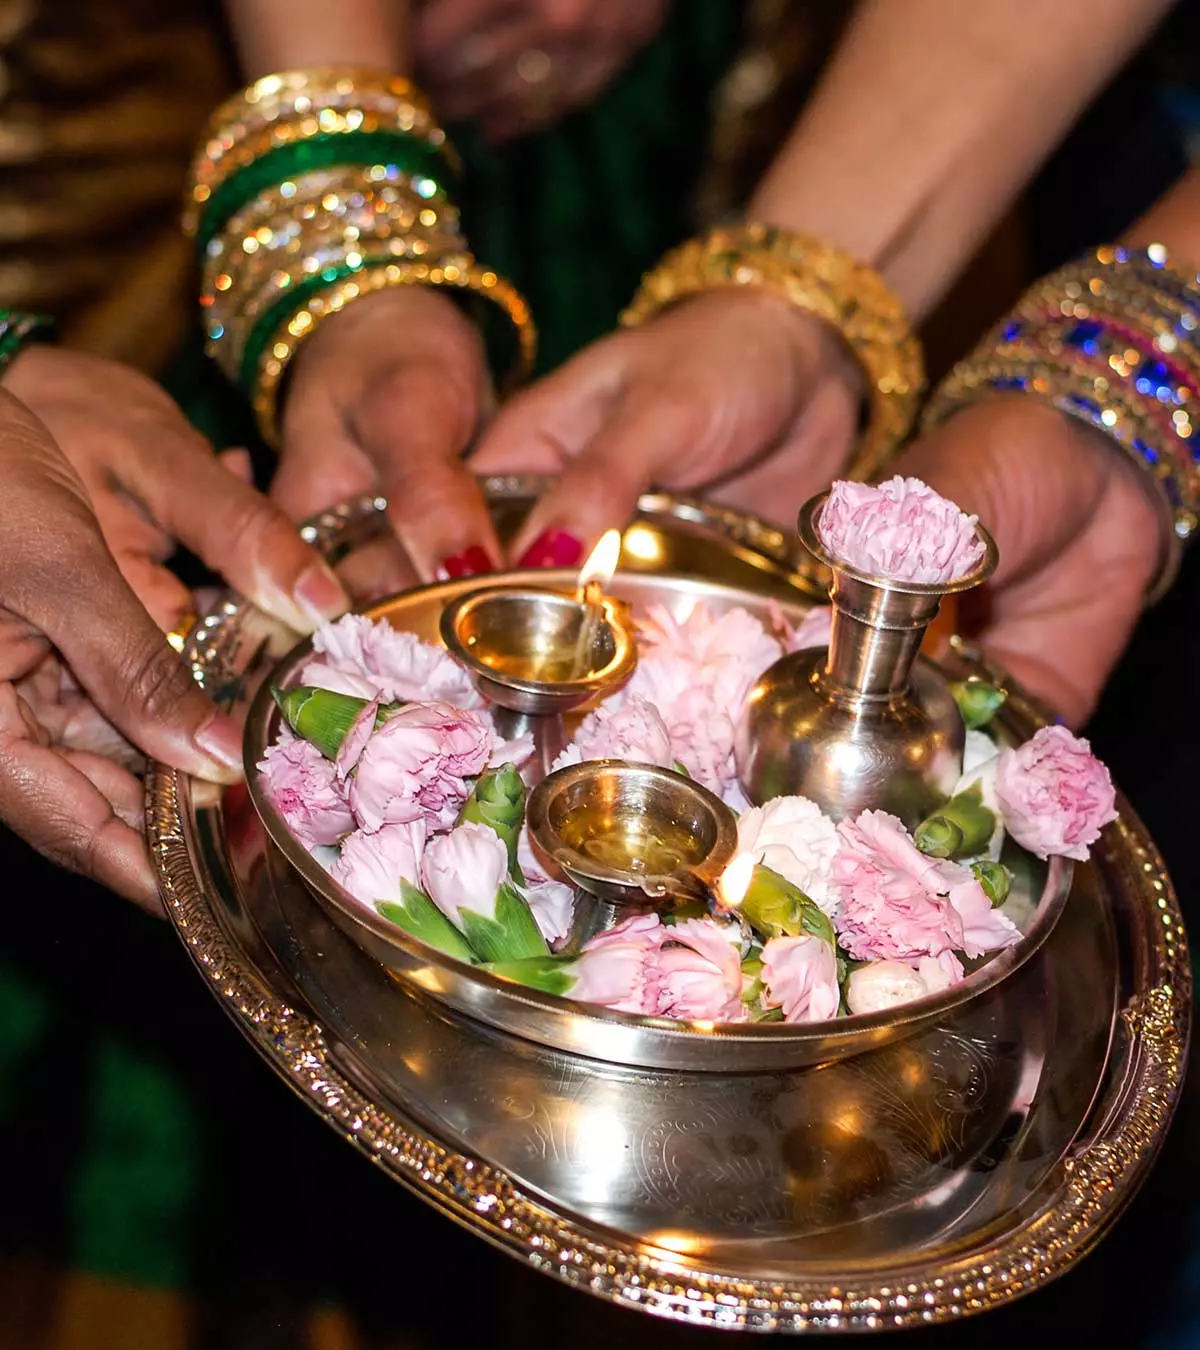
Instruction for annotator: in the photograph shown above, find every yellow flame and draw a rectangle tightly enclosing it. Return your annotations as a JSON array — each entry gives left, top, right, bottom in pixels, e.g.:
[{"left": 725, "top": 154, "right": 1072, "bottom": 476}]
[
  {"left": 717, "top": 852, "right": 755, "bottom": 909},
  {"left": 577, "top": 528, "right": 623, "bottom": 593}
]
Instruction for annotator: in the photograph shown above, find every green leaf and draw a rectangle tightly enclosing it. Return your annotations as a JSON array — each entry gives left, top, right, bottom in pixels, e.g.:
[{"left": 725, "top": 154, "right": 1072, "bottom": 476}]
[
  {"left": 375, "top": 880, "right": 477, "bottom": 963},
  {"left": 483, "top": 956, "right": 578, "bottom": 997},
  {"left": 949, "top": 679, "right": 1007, "bottom": 729},
  {"left": 457, "top": 882, "right": 549, "bottom": 963}
]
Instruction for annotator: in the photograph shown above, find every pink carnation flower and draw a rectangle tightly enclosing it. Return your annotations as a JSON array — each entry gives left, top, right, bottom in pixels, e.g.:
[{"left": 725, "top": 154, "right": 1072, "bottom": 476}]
[
  {"left": 832, "top": 810, "right": 1018, "bottom": 961},
  {"left": 655, "top": 918, "right": 748, "bottom": 1023},
  {"left": 617, "top": 603, "right": 784, "bottom": 794},
  {"left": 525, "top": 879, "right": 576, "bottom": 948},
  {"left": 258, "top": 727, "right": 355, "bottom": 849},
  {"left": 761, "top": 935, "right": 840, "bottom": 1023},
  {"left": 572, "top": 913, "right": 665, "bottom": 1015},
  {"left": 843, "top": 950, "right": 965, "bottom": 1016},
  {"left": 736, "top": 794, "right": 840, "bottom": 917},
  {"left": 623, "top": 650, "right": 737, "bottom": 792},
  {"left": 995, "top": 725, "right": 1117, "bottom": 861},
  {"left": 330, "top": 820, "right": 426, "bottom": 906},
  {"left": 818, "top": 476, "right": 984, "bottom": 584},
  {"left": 769, "top": 602, "right": 832, "bottom": 653},
  {"left": 555, "top": 694, "right": 673, "bottom": 771},
  {"left": 350, "top": 701, "right": 492, "bottom": 831},
  {"left": 307, "top": 614, "right": 482, "bottom": 707}
]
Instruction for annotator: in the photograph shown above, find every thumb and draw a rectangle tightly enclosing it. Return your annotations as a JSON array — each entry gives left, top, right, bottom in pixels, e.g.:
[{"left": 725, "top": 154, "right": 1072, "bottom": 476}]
[{"left": 26, "top": 525, "right": 244, "bottom": 784}]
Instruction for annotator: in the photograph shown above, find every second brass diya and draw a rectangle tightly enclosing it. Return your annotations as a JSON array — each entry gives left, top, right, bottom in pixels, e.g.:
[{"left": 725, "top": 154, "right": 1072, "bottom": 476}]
[
  {"left": 526, "top": 760, "right": 738, "bottom": 908},
  {"left": 737, "top": 492, "right": 998, "bottom": 827}
]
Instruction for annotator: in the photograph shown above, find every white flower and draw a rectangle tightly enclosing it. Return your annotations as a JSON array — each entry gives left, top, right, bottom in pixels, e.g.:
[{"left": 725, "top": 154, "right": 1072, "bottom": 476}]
[
  {"left": 963, "top": 728, "right": 998, "bottom": 776},
  {"left": 952, "top": 746, "right": 1005, "bottom": 861},
  {"left": 845, "top": 960, "right": 928, "bottom": 1015},
  {"left": 736, "top": 795, "right": 840, "bottom": 916}
]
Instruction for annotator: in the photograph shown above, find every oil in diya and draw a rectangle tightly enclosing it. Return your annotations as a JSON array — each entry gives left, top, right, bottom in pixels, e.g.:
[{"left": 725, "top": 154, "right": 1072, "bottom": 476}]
[{"left": 439, "top": 529, "right": 636, "bottom": 718}]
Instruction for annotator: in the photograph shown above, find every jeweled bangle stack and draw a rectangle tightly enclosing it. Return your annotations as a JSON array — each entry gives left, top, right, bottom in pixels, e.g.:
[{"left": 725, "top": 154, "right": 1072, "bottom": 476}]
[
  {"left": 186, "top": 67, "right": 535, "bottom": 444},
  {"left": 620, "top": 224, "right": 925, "bottom": 481},
  {"left": 925, "top": 243, "right": 1200, "bottom": 599},
  {"left": 0, "top": 310, "right": 52, "bottom": 373}
]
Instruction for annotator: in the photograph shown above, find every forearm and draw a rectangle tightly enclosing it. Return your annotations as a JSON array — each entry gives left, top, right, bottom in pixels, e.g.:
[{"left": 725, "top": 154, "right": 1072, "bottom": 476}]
[
  {"left": 1126, "top": 165, "right": 1200, "bottom": 265},
  {"left": 222, "top": 0, "right": 410, "bottom": 77},
  {"left": 749, "top": 0, "right": 1175, "bottom": 320}
]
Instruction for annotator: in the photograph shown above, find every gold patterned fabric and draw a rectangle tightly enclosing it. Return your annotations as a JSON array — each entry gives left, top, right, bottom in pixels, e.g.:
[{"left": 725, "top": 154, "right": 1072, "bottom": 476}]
[{"left": 0, "top": 0, "right": 230, "bottom": 372}]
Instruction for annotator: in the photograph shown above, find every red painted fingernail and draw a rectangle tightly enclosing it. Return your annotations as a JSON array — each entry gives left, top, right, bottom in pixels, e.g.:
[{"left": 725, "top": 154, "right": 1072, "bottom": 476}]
[
  {"left": 440, "top": 545, "right": 495, "bottom": 579},
  {"left": 516, "top": 529, "right": 584, "bottom": 569}
]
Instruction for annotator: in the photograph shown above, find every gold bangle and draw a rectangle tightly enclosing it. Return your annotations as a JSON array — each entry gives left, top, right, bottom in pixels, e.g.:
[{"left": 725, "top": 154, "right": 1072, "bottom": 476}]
[
  {"left": 620, "top": 223, "right": 924, "bottom": 481},
  {"left": 250, "top": 259, "right": 536, "bottom": 444}
]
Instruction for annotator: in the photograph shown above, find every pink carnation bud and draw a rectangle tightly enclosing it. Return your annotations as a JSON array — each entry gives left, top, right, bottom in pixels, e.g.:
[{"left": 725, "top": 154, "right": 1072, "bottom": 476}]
[
  {"left": 421, "top": 822, "right": 509, "bottom": 926},
  {"left": 995, "top": 725, "right": 1117, "bottom": 861},
  {"left": 818, "top": 476, "right": 985, "bottom": 584}
]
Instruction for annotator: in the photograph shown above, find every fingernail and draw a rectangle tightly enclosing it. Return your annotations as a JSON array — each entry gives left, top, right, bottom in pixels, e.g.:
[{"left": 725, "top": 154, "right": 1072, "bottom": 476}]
[
  {"left": 439, "top": 545, "right": 495, "bottom": 580},
  {"left": 516, "top": 530, "right": 584, "bottom": 569},
  {"left": 193, "top": 714, "right": 244, "bottom": 781},
  {"left": 293, "top": 561, "right": 350, "bottom": 626}
]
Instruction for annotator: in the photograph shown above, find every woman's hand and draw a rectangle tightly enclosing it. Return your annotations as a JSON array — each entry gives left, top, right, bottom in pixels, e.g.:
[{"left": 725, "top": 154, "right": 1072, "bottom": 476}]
[
  {"left": 897, "top": 396, "right": 1162, "bottom": 726},
  {"left": 471, "top": 288, "right": 863, "bottom": 565},
  {"left": 270, "top": 285, "right": 499, "bottom": 594},
  {"left": 414, "top": 0, "right": 672, "bottom": 143},
  {"left": 5, "top": 346, "right": 349, "bottom": 633},
  {"left": 0, "top": 389, "right": 251, "bottom": 910}
]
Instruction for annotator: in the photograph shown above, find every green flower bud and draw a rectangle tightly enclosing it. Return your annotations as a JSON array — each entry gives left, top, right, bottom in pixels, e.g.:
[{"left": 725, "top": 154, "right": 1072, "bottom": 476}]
[
  {"left": 914, "top": 784, "right": 995, "bottom": 859},
  {"left": 740, "top": 864, "right": 836, "bottom": 947},
  {"left": 273, "top": 686, "right": 369, "bottom": 760},
  {"left": 971, "top": 860, "right": 1013, "bottom": 908},
  {"left": 458, "top": 763, "right": 526, "bottom": 880},
  {"left": 949, "top": 679, "right": 1007, "bottom": 730}
]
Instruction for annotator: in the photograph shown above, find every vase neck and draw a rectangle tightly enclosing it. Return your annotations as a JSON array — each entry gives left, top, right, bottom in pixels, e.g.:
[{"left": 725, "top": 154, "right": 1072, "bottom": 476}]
[{"left": 820, "top": 572, "right": 944, "bottom": 701}]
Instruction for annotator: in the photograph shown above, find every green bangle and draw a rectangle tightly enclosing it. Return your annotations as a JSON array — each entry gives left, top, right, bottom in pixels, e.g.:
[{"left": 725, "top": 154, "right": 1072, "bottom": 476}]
[
  {"left": 0, "top": 311, "right": 53, "bottom": 373},
  {"left": 196, "top": 130, "right": 456, "bottom": 257}
]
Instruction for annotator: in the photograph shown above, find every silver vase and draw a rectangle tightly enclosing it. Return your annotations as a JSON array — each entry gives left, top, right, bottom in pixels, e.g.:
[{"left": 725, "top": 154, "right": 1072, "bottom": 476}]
[{"left": 735, "top": 490, "right": 997, "bottom": 827}]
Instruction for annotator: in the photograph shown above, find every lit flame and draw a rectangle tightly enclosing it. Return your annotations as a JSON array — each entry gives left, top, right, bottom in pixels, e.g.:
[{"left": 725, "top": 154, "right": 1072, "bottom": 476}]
[
  {"left": 717, "top": 852, "right": 755, "bottom": 910},
  {"left": 576, "top": 528, "right": 623, "bottom": 596}
]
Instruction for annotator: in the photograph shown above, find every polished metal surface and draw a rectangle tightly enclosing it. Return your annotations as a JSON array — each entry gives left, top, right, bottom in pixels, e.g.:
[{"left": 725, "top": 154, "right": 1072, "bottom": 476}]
[
  {"left": 737, "top": 492, "right": 998, "bottom": 826},
  {"left": 244, "top": 565, "right": 1071, "bottom": 1072},
  {"left": 146, "top": 484, "right": 1190, "bottom": 1331},
  {"left": 526, "top": 760, "right": 738, "bottom": 906},
  {"left": 440, "top": 585, "right": 637, "bottom": 716}
]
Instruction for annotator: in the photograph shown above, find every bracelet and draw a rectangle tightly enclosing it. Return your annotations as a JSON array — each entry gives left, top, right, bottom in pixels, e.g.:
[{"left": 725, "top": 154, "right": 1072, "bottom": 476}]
[
  {"left": 249, "top": 259, "right": 535, "bottom": 444},
  {"left": 188, "top": 67, "right": 535, "bottom": 442},
  {"left": 185, "top": 66, "right": 456, "bottom": 242},
  {"left": 620, "top": 223, "right": 925, "bottom": 482},
  {"left": 0, "top": 311, "right": 52, "bottom": 370},
  {"left": 924, "top": 244, "right": 1200, "bottom": 602}
]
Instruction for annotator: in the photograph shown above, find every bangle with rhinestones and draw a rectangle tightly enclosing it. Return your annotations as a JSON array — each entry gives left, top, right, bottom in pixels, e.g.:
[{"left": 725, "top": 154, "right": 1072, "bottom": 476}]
[
  {"left": 620, "top": 224, "right": 925, "bottom": 482},
  {"left": 187, "top": 67, "right": 535, "bottom": 442},
  {"left": 249, "top": 259, "right": 534, "bottom": 444},
  {"left": 0, "top": 311, "right": 53, "bottom": 373},
  {"left": 924, "top": 244, "right": 1200, "bottom": 601}
]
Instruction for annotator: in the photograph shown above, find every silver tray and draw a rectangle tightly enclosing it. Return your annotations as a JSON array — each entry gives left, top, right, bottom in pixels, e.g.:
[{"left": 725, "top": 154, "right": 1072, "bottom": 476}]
[
  {"left": 243, "top": 575, "right": 1071, "bottom": 1073},
  {"left": 146, "top": 483, "right": 1190, "bottom": 1331}
]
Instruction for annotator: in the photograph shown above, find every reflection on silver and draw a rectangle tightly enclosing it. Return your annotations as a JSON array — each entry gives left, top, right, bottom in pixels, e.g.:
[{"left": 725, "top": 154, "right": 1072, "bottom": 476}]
[{"left": 737, "top": 491, "right": 997, "bottom": 827}]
